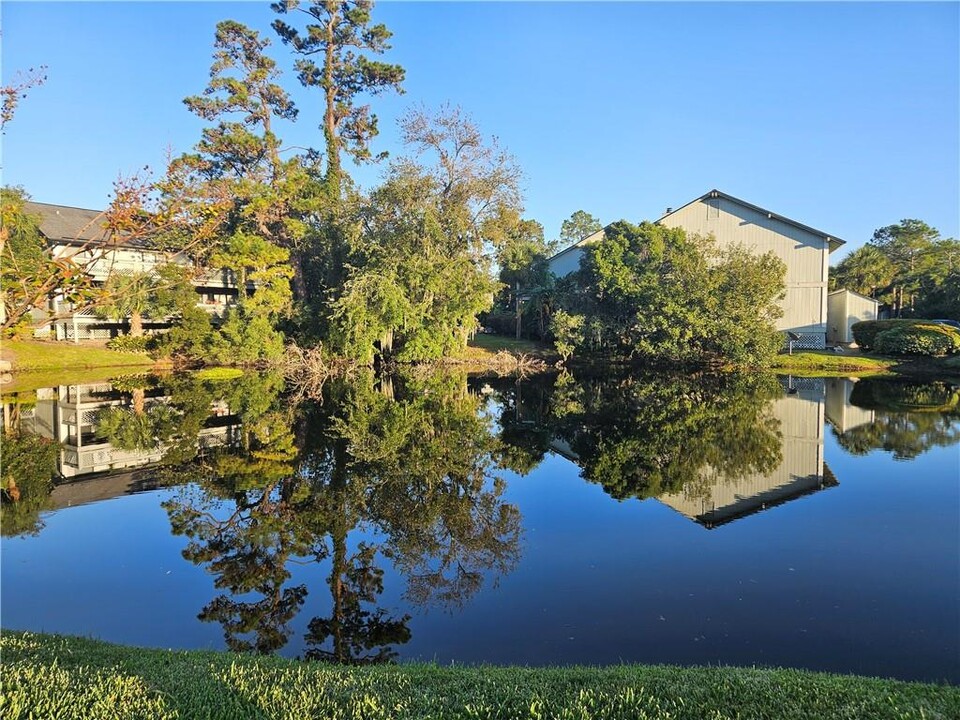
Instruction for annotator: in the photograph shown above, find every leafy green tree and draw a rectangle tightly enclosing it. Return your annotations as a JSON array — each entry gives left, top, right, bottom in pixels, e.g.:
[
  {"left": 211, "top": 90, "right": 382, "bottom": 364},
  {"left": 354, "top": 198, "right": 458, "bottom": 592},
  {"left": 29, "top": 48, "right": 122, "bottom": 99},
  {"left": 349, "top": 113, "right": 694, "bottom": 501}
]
[
  {"left": 331, "top": 107, "right": 524, "bottom": 362},
  {"left": 208, "top": 309, "right": 287, "bottom": 365},
  {"left": 154, "top": 305, "right": 214, "bottom": 360},
  {"left": 272, "top": 0, "right": 405, "bottom": 197},
  {"left": 558, "top": 209, "right": 602, "bottom": 247},
  {"left": 166, "top": 20, "right": 310, "bottom": 307},
  {"left": 832, "top": 220, "right": 958, "bottom": 319},
  {"left": 914, "top": 268, "right": 960, "bottom": 319},
  {"left": 97, "top": 272, "right": 156, "bottom": 338},
  {"left": 493, "top": 214, "right": 555, "bottom": 337},
  {"left": 867, "top": 219, "right": 943, "bottom": 317},
  {"left": 550, "top": 309, "right": 583, "bottom": 362},
  {"left": 400, "top": 105, "right": 523, "bottom": 263},
  {"left": 557, "top": 221, "right": 785, "bottom": 366},
  {"left": 830, "top": 245, "right": 895, "bottom": 299},
  {"left": 96, "top": 263, "right": 197, "bottom": 338}
]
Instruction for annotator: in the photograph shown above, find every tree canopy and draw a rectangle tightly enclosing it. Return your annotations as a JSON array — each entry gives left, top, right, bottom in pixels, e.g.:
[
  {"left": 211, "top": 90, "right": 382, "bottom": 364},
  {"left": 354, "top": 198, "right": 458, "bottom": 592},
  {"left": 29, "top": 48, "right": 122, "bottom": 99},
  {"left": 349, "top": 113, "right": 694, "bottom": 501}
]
[
  {"left": 271, "top": 0, "right": 405, "bottom": 196},
  {"left": 558, "top": 210, "right": 602, "bottom": 247},
  {"left": 832, "top": 219, "right": 959, "bottom": 319},
  {"left": 552, "top": 221, "right": 786, "bottom": 366}
]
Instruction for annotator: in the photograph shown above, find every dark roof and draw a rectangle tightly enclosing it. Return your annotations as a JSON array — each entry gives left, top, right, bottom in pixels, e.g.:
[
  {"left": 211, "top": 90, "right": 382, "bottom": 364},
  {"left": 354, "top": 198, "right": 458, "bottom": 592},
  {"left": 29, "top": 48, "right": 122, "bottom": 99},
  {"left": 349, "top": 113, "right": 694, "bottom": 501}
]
[
  {"left": 24, "top": 201, "right": 114, "bottom": 244},
  {"left": 661, "top": 189, "right": 846, "bottom": 252}
]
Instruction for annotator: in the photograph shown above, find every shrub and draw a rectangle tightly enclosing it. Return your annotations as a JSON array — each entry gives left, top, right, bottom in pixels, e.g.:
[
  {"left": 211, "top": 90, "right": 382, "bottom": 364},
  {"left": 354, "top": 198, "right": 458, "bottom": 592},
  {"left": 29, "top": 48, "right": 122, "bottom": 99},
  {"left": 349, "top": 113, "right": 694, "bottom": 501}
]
[
  {"left": 851, "top": 320, "right": 917, "bottom": 351},
  {"left": 106, "top": 335, "right": 151, "bottom": 353},
  {"left": 208, "top": 310, "right": 285, "bottom": 366},
  {"left": 550, "top": 309, "right": 584, "bottom": 362},
  {"left": 874, "top": 323, "right": 960, "bottom": 357}
]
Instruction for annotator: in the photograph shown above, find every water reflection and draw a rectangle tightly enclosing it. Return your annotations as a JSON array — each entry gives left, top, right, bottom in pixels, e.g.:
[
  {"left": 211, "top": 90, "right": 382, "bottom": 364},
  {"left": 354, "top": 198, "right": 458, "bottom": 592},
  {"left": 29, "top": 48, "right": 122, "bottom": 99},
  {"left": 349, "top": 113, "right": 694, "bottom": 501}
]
[
  {"left": 2, "top": 369, "right": 958, "bottom": 666},
  {"left": 157, "top": 371, "right": 522, "bottom": 660},
  {"left": 828, "top": 378, "right": 960, "bottom": 460}
]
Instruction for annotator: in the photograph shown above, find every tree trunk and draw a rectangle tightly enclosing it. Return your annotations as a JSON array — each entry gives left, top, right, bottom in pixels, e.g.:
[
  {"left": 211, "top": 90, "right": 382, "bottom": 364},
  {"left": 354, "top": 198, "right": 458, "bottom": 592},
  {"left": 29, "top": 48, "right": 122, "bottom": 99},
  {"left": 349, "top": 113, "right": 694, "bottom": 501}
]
[
  {"left": 290, "top": 252, "right": 308, "bottom": 305},
  {"left": 6, "top": 476, "right": 20, "bottom": 503},
  {"left": 130, "top": 311, "right": 143, "bottom": 337},
  {"left": 132, "top": 388, "right": 145, "bottom": 415},
  {"left": 323, "top": 13, "right": 341, "bottom": 199}
]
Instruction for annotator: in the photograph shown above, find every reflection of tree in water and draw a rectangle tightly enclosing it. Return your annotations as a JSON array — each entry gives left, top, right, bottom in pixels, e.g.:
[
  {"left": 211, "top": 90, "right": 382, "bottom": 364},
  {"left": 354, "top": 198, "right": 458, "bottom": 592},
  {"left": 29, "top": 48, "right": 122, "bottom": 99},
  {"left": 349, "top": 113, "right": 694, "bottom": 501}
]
[
  {"left": 304, "top": 543, "right": 411, "bottom": 664},
  {"left": 164, "top": 402, "right": 310, "bottom": 654},
  {"left": 1, "top": 429, "right": 59, "bottom": 537},
  {"left": 95, "top": 375, "right": 178, "bottom": 452},
  {"left": 833, "top": 379, "right": 960, "bottom": 460},
  {"left": 483, "top": 376, "right": 555, "bottom": 477},
  {"left": 542, "top": 371, "right": 785, "bottom": 501},
  {"left": 163, "top": 369, "right": 522, "bottom": 662},
  {"left": 356, "top": 373, "right": 522, "bottom": 610}
]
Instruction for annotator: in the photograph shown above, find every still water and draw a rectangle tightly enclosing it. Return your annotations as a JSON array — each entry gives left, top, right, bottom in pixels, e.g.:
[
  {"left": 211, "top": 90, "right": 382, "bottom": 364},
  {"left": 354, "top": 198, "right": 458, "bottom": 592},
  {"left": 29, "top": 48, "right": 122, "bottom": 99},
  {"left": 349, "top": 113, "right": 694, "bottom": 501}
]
[{"left": 2, "top": 369, "right": 958, "bottom": 682}]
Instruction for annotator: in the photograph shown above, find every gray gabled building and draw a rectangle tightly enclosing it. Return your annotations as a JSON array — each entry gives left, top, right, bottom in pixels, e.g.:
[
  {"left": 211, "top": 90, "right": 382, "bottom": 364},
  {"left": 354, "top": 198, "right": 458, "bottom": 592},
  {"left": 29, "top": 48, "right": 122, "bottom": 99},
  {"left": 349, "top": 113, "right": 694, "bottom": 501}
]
[
  {"left": 547, "top": 190, "right": 846, "bottom": 348},
  {"left": 23, "top": 201, "right": 241, "bottom": 341}
]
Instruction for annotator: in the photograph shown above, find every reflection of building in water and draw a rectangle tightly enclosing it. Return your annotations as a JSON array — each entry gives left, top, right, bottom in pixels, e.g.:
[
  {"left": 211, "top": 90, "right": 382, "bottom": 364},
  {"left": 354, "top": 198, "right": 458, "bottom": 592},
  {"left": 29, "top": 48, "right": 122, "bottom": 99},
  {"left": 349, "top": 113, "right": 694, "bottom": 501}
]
[
  {"left": 49, "top": 469, "right": 159, "bottom": 510},
  {"left": 5, "top": 382, "right": 240, "bottom": 479},
  {"left": 657, "top": 378, "right": 836, "bottom": 528},
  {"left": 824, "top": 378, "right": 875, "bottom": 434}
]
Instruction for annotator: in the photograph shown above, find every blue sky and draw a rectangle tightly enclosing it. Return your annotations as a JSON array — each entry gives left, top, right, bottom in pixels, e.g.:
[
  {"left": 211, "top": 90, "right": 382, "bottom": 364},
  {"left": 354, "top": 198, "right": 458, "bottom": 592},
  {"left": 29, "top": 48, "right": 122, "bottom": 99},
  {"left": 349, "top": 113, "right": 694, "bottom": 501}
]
[{"left": 2, "top": 2, "right": 957, "bottom": 260}]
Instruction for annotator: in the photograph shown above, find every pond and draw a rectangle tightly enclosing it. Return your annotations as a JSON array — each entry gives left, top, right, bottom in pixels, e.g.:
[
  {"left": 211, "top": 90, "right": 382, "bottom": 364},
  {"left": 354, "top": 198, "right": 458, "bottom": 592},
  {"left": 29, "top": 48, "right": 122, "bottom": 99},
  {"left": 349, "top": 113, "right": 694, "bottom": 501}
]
[{"left": 1, "top": 369, "right": 958, "bottom": 683}]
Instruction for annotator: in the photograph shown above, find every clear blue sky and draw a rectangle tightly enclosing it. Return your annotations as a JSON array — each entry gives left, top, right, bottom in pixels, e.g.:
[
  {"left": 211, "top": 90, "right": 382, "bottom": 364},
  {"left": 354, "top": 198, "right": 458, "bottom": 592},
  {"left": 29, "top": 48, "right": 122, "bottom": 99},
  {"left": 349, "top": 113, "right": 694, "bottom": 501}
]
[{"left": 2, "top": 2, "right": 957, "bottom": 260}]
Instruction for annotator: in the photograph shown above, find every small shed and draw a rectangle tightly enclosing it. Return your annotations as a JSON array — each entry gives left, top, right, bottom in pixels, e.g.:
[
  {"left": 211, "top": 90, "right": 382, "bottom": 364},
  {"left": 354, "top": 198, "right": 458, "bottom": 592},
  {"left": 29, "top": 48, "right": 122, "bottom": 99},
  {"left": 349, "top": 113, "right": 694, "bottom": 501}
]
[{"left": 827, "top": 289, "right": 878, "bottom": 345}]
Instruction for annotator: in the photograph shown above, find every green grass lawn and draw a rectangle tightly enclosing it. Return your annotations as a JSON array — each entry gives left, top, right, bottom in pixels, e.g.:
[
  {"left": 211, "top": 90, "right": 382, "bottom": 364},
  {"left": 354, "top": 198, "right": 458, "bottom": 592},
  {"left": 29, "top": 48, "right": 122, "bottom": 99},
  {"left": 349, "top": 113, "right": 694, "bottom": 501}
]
[
  {"left": 2, "top": 339, "right": 158, "bottom": 373},
  {"left": 467, "top": 333, "right": 549, "bottom": 355},
  {"left": 2, "top": 631, "right": 957, "bottom": 720},
  {"left": 771, "top": 349, "right": 898, "bottom": 376}
]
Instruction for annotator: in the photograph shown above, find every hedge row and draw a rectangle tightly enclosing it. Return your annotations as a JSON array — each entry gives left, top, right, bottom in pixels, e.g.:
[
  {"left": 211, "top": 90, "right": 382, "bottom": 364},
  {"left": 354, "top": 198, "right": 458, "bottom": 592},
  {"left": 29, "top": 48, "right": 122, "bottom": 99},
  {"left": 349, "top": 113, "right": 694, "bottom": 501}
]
[
  {"left": 106, "top": 335, "right": 152, "bottom": 353},
  {"left": 875, "top": 324, "right": 960, "bottom": 357},
  {"left": 851, "top": 320, "right": 919, "bottom": 350},
  {"left": 852, "top": 320, "right": 960, "bottom": 357}
]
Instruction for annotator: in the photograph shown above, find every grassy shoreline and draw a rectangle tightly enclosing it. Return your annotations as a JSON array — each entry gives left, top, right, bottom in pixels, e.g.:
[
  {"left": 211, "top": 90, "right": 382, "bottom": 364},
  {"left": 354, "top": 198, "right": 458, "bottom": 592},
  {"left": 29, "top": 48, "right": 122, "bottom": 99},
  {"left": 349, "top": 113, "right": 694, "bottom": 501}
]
[
  {"left": 3, "top": 337, "right": 958, "bottom": 386},
  {"left": 771, "top": 349, "right": 960, "bottom": 377},
  {"left": 2, "top": 631, "right": 957, "bottom": 720},
  {"left": 1, "top": 339, "right": 168, "bottom": 393},
  {"left": 770, "top": 349, "right": 898, "bottom": 376},
  {"left": 1, "top": 339, "right": 161, "bottom": 372}
]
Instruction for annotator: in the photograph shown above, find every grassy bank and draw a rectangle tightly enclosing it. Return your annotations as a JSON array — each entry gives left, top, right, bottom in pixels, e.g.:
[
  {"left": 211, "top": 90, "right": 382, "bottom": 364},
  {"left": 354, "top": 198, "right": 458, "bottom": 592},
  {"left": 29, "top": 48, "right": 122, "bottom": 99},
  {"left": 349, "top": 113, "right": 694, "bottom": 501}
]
[
  {"left": 0, "top": 340, "right": 167, "bottom": 392},
  {"left": 2, "top": 632, "right": 957, "bottom": 720},
  {"left": 1, "top": 340, "right": 159, "bottom": 373},
  {"left": 465, "top": 333, "right": 556, "bottom": 359},
  {"left": 771, "top": 349, "right": 898, "bottom": 376},
  {"left": 434, "top": 334, "right": 558, "bottom": 374}
]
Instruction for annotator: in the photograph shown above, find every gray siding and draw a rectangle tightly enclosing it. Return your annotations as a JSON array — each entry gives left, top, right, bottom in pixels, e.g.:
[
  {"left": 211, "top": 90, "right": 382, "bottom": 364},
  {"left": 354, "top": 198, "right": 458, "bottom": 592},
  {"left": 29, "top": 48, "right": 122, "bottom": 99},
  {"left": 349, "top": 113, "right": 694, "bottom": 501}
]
[
  {"left": 827, "top": 289, "right": 878, "bottom": 344},
  {"left": 548, "top": 246, "right": 587, "bottom": 278},
  {"left": 659, "top": 196, "right": 831, "bottom": 344},
  {"left": 547, "top": 230, "right": 602, "bottom": 278},
  {"left": 657, "top": 390, "right": 827, "bottom": 527}
]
